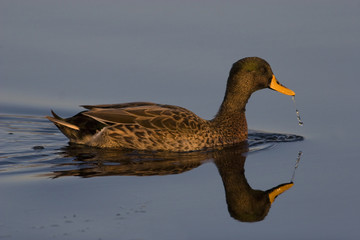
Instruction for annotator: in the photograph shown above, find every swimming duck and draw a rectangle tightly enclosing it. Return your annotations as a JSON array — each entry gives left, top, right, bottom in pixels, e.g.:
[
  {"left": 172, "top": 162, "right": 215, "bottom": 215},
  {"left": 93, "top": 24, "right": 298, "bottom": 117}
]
[{"left": 47, "top": 57, "right": 295, "bottom": 152}]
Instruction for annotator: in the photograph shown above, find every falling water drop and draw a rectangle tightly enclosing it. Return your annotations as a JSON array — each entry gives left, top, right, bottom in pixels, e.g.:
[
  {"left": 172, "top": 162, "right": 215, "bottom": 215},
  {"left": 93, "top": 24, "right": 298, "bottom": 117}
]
[
  {"left": 292, "top": 96, "right": 304, "bottom": 126},
  {"left": 291, "top": 151, "right": 302, "bottom": 182}
]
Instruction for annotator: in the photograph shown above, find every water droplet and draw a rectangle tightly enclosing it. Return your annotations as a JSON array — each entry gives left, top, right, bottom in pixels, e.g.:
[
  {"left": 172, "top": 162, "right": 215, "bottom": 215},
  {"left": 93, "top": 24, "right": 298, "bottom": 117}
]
[
  {"left": 292, "top": 96, "right": 303, "bottom": 126},
  {"left": 291, "top": 151, "right": 302, "bottom": 182}
]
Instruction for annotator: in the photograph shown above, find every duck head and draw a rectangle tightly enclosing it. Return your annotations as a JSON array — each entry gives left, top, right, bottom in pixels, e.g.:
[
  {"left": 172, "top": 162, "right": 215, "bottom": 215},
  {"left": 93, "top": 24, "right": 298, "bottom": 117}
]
[{"left": 220, "top": 57, "right": 295, "bottom": 112}]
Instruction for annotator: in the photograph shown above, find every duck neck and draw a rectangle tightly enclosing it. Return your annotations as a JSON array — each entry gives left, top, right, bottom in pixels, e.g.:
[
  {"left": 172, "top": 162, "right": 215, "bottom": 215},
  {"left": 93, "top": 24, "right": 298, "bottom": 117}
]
[
  {"left": 212, "top": 89, "right": 251, "bottom": 127},
  {"left": 217, "top": 95, "right": 249, "bottom": 117},
  {"left": 214, "top": 73, "right": 253, "bottom": 120},
  {"left": 209, "top": 83, "right": 250, "bottom": 143}
]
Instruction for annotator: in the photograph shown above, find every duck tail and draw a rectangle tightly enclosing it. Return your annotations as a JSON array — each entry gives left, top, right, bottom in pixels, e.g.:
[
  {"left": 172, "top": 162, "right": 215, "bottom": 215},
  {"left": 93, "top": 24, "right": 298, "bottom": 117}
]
[
  {"left": 46, "top": 110, "right": 81, "bottom": 141},
  {"left": 50, "top": 109, "right": 62, "bottom": 120},
  {"left": 46, "top": 110, "right": 80, "bottom": 131}
]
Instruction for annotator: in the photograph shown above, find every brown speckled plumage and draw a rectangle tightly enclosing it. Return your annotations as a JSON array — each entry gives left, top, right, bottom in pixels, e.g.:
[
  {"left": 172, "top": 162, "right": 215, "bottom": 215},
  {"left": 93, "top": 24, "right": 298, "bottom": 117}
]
[{"left": 47, "top": 57, "right": 294, "bottom": 152}]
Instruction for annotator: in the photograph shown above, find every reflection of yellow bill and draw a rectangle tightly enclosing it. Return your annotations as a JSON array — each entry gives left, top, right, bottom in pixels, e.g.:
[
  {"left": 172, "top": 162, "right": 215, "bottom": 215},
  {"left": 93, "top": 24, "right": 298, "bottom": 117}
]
[
  {"left": 268, "top": 183, "right": 294, "bottom": 204},
  {"left": 270, "top": 75, "right": 295, "bottom": 96}
]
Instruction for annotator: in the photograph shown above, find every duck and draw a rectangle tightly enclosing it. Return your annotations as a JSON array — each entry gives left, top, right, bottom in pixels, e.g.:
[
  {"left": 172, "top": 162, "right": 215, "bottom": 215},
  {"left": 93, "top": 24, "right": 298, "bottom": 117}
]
[{"left": 47, "top": 57, "right": 295, "bottom": 152}]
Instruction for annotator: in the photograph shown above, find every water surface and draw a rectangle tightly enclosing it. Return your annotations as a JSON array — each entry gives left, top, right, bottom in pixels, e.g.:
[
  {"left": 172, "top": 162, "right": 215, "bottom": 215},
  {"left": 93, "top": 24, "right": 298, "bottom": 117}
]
[{"left": 1, "top": 1, "right": 360, "bottom": 239}]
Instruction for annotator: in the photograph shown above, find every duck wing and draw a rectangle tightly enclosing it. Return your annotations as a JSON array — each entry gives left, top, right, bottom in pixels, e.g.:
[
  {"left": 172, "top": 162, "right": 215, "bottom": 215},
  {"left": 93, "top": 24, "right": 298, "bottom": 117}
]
[
  {"left": 48, "top": 102, "right": 209, "bottom": 150},
  {"left": 82, "top": 103, "right": 206, "bottom": 133}
]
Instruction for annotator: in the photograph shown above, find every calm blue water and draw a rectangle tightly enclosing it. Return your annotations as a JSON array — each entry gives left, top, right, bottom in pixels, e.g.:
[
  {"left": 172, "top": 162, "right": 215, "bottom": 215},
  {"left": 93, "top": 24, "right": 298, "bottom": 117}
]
[{"left": 1, "top": 1, "right": 360, "bottom": 239}]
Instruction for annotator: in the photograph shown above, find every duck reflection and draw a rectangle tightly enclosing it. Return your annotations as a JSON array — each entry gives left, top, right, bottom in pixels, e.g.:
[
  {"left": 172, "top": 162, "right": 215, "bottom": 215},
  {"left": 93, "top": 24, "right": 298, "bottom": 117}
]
[
  {"left": 213, "top": 149, "right": 293, "bottom": 222},
  {"left": 51, "top": 143, "right": 295, "bottom": 222}
]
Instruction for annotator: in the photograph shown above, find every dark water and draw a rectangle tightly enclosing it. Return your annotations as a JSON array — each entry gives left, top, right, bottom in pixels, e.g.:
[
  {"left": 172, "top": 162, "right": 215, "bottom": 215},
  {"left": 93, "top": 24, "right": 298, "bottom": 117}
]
[{"left": 2, "top": 1, "right": 360, "bottom": 239}]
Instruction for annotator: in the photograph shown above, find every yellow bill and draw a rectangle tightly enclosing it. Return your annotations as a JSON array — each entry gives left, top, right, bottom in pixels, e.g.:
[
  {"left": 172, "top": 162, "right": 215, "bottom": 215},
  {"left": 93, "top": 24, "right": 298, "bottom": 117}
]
[
  {"left": 268, "top": 182, "right": 294, "bottom": 204},
  {"left": 269, "top": 75, "right": 295, "bottom": 96}
]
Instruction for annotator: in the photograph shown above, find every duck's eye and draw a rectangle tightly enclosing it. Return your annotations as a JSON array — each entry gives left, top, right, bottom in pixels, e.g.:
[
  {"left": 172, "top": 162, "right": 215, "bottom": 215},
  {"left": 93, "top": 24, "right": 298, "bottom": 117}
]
[{"left": 260, "top": 67, "right": 267, "bottom": 74}]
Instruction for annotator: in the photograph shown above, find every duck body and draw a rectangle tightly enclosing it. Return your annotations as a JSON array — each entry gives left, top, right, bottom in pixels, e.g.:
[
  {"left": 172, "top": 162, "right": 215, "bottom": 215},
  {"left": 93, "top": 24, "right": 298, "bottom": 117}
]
[
  {"left": 47, "top": 57, "right": 295, "bottom": 152},
  {"left": 48, "top": 102, "right": 247, "bottom": 151}
]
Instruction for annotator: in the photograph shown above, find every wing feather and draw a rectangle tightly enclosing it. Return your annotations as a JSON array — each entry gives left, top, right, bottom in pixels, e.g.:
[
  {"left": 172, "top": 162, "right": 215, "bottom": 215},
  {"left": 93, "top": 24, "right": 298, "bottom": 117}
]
[{"left": 81, "top": 104, "right": 205, "bottom": 132}]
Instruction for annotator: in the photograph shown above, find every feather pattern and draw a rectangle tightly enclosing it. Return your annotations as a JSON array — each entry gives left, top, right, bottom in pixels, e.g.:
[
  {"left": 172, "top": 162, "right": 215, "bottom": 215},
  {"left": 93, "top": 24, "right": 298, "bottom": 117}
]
[{"left": 80, "top": 103, "right": 215, "bottom": 151}]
